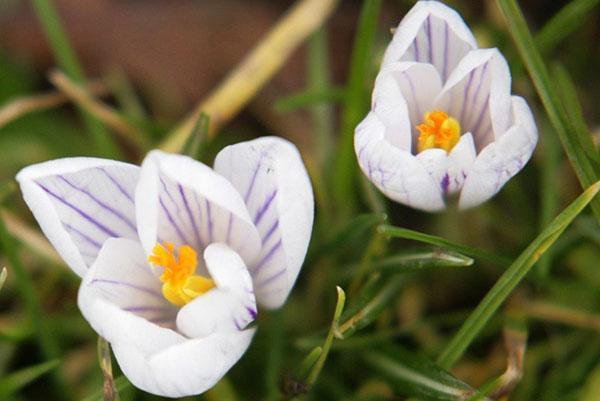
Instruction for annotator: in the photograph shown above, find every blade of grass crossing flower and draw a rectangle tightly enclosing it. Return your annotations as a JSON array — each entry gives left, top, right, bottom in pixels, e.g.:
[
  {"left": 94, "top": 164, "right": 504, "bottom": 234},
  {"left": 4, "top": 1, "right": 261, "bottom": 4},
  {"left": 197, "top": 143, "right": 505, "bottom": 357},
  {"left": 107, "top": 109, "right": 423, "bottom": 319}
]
[
  {"left": 0, "top": 360, "right": 60, "bottom": 399},
  {"left": 378, "top": 225, "right": 510, "bottom": 267},
  {"left": 535, "top": 0, "right": 600, "bottom": 54},
  {"left": 30, "top": 0, "right": 120, "bottom": 158},
  {"left": 495, "top": 0, "right": 600, "bottom": 221},
  {"left": 332, "top": 0, "right": 383, "bottom": 219},
  {"left": 437, "top": 181, "right": 600, "bottom": 369},
  {"left": 0, "top": 208, "right": 74, "bottom": 400},
  {"left": 364, "top": 346, "right": 489, "bottom": 401}
]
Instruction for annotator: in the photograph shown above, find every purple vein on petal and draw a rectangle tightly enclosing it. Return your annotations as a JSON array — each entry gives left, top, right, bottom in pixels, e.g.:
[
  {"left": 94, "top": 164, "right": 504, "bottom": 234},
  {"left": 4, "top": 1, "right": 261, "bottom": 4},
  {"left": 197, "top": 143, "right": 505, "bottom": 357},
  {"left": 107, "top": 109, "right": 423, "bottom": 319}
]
[
  {"left": 57, "top": 176, "right": 137, "bottom": 232},
  {"left": 226, "top": 212, "right": 234, "bottom": 244},
  {"left": 468, "top": 63, "right": 489, "bottom": 128},
  {"left": 205, "top": 200, "right": 213, "bottom": 243},
  {"left": 252, "top": 238, "right": 282, "bottom": 274},
  {"left": 160, "top": 177, "right": 180, "bottom": 213},
  {"left": 262, "top": 219, "right": 279, "bottom": 244},
  {"left": 178, "top": 184, "right": 203, "bottom": 249},
  {"left": 426, "top": 16, "right": 433, "bottom": 65},
  {"left": 244, "top": 160, "right": 262, "bottom": 203},
  {"left": 254, "top": 189, "right": 277, "bottom": 225},
  {"left": 460, "top": 70, "right": 476, "bottom": 124},
  {"left": 471, "top": 95, "right": 490, "bottom": 138},
  {"left": 64, "top": 223, "right": 102, "bottom": 249},
  {"left": 257, "top": 268, "right": 286, "bottom": 288},
  {"left": 442, "top": 22, "right": 449, "bottom": 81},
  {"left": 98, "top": 167, "right": 134, "bottom": 203},
  {"left": 89, "top": 278, "right": 163, "bottom": 300},
  {"left": 37, "top": 182, "right": 119, "bottom": 237},
  {"left": 159, "top": 196, "right": 190, "bottom": 244}
]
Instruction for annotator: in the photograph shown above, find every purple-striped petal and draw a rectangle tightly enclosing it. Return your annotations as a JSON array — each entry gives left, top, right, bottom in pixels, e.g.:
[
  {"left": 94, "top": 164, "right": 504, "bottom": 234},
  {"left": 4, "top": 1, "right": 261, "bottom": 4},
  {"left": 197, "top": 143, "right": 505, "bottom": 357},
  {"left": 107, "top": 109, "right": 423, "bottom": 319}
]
[
  {"left": 355, "top": 112, "right": 445, "bottom": 211},
  {"left": 381, "top": 1, "right": 477, "bottom": 81},
  {"left": 135, "top": 151, "right": 262, "bottom": 271},
  {"left": 78, "top": 238, "right": 177, "bottom": 328},
  {"left": 434, "top": 49, "right": 512, "bottom": 151},
  {"left": 459, "top": 96, "right": 538, "bottom": 209},
  {"left": 16, "top": 158, "right": 139, "bottom": 277},
  {"left": 214, "top": 137, "right": 314, "bottom": 309},
  {"left": 374, "top": 62, "right": 443, "bottom": 152},
  {"left": 177, "top": 243, "right": 257, "bottom": 336}
]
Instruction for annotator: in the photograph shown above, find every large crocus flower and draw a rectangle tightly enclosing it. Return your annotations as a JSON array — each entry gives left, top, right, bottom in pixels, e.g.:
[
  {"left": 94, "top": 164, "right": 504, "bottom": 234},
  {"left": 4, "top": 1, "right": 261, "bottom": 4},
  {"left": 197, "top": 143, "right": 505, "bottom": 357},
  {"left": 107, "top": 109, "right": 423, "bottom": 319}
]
[
  {"left": 355, "top": 0, "right": 537, "bottom": 211},
  {"left": 16, "top": 137, "right": 314, "bottom": 397}
]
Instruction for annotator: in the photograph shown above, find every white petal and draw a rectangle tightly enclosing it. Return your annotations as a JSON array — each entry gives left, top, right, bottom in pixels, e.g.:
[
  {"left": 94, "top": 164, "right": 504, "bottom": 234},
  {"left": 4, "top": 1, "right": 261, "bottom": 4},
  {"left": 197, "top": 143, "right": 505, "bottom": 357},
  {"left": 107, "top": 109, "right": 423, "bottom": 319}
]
[
  {"left": 414, "top": 133, "right": 476, "bottom": 196},
  {"left": 112, "top": 329, "right": 254, "bottom": 397},
  {"left": 459, "top": 97, "right": 538, "bottom": 209},
  {"left": 374, "top": 62, "right": 443, "bottom": 151},
  {"left": 355, "top": 111, "right": 445, "bottom": 211},
  {"left": 135, "top": 150, "right": 262, "bottom": 270},
  {"left": 176, "top": 243, "right": 257, "bottom": 337},
  {"left": 382, "top": 0, "right": 477, "bottom": 80},
  {"left": 79, "top": 238, "right": 255, "bottom": 397},
  {"left": 78, "top": 238, "right": 182, "bottom": 349},
  {"left": 213, "top": 137, "right": 314, "bottom": 309},
  {"left": 435, "top": 48, "right": 512, "bottom": 150},
  {"left": 16, "top": 158, "right": 139, "bottom": 277}
]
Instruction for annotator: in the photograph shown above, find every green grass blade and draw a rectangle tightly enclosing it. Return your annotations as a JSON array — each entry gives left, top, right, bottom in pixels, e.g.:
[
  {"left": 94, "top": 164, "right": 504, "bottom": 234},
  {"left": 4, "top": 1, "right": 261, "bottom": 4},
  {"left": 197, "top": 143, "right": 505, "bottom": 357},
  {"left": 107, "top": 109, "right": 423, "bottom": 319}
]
[
  {"left": 306, "top": 287, "right": 346, "bottom": 387},
  {"left": 437, "top": 181, "right": 600, "bottom": 369},
  {"left": 552, "top": 63, "right": 600, "bottom": 169},
  {"left": 0, "top": 360, "right": 60, "bottom": 398},
  {"left": 379, "top": 225, "right": 510, "bottom": 267},
  {"left": 274, "top": 87, "right": 345, "bottom": 114},
  {"left": 332, "top": 0, "right": 382, "bottom": 219},
  {"left": 364, "top": 346, "right": 487, "bottom": 401},
  {"left": 495, "top": 0, "right": 600, "bottom": 220},
  {"left": 0, "top": 267, "right": 6, "bottom": 293},
  {"left": 535, "top": 0, "right": 600, "bottom": 53},
  {"left": 371, "top": 249, "right": 473, "bottom": 273},
  {"left": 30, "top": 0, "right": 120, "bottom": 157}
]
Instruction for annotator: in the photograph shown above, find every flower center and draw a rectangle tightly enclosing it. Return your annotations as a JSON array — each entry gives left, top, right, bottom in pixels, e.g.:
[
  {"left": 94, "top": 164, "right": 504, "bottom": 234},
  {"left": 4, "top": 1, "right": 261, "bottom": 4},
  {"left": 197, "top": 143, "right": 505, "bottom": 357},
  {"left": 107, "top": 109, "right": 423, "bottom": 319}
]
[
  {"left": 148, "top": 242, "right": 215, "bottom": 306},
  {"left": 416, "top": 110, "right": 461, "bottom": 153}
]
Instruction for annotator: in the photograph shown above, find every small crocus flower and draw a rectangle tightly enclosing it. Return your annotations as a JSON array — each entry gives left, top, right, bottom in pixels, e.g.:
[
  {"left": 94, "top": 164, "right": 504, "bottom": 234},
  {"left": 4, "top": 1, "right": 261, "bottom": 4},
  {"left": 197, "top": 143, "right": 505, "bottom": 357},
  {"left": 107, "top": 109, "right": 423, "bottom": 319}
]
[
  {"left": 16, "top": 137, "right": 314, "bottom": 397},
  {"left": 355, "top": 0, "right": 538, "bottom": 211}
]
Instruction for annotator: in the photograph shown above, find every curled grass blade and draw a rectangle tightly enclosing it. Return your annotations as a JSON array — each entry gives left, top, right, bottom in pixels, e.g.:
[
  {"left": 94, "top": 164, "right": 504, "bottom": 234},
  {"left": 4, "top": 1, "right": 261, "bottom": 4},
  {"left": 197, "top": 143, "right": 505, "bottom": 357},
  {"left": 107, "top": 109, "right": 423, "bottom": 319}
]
[
  {"left": 437, "top": 181, "right": 600, "bottom": 369},
  {"left": 0, "top": 267, "right": 6, "bottom": 293},
  {"left": 378, "top": 225, "right": 510, "bottom": 267}
]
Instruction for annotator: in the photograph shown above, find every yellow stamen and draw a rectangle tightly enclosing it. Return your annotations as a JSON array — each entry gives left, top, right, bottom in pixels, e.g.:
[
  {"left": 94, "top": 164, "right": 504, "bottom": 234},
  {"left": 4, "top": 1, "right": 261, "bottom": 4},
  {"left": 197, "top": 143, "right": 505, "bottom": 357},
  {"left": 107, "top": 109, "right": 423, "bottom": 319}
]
[
  {"left": 416, "top": 110, "right": 461, "bottom": 153},
  {"left": 148, "top": 242, "right": 215, "bottom": 306}
]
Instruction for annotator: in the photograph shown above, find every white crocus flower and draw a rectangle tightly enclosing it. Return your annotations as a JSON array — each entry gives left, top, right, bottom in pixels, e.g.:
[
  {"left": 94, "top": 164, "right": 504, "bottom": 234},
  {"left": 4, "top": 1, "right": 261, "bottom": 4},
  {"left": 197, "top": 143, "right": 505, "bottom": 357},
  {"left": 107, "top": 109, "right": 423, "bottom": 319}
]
[
  {"left": 355, "top": 0, "right": 537, "bottom": 211},
  {"left": 16, "top": 137, "right": 314, "bottom": 397}
]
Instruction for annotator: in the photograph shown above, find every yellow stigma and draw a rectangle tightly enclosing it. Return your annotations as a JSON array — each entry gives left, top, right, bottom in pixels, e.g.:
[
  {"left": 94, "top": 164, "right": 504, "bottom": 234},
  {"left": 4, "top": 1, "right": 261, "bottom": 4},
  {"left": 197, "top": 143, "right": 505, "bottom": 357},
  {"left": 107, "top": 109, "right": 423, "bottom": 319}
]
[
  {"left": 148, "top": 242, "right": 215, "bottom": 306},
  {"left": 416, "top": 110, "right": 461, "bottom": 153}
]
